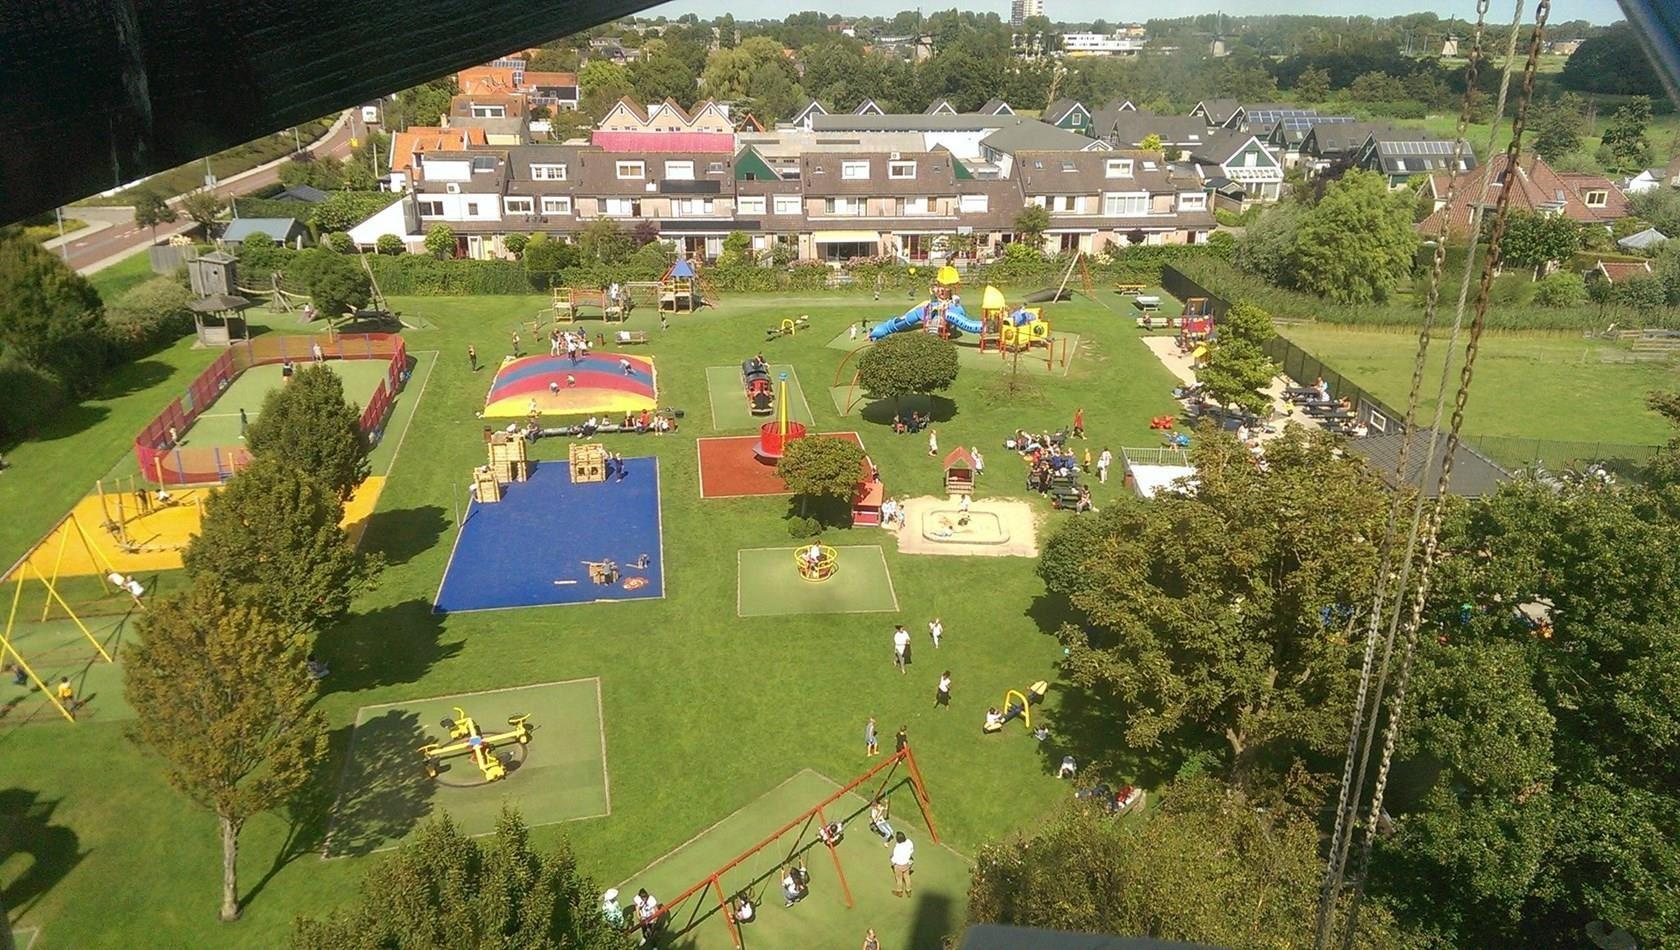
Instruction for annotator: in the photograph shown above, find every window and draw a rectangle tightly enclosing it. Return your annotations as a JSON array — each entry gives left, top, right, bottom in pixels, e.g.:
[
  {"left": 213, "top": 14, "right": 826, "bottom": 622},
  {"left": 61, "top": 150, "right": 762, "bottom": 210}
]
[
  {"left": 1103, "top": 193, "right": 1149, "bottom": 216},
  {"left": 1061, "top": 161, "right": 1076, "bottom": 172},
  {"left": 1243, "top": 151, "right": 1259, "bottom": 167},
  {"left": 672, "top": 197, "right": 715, "bottom": 216},
  {"left": 897, "top": 197, "right": 930, "bottom": 216},
  {"left": 959, "top": 194, "right": 988, "bottom": 213},
  {"left": 737, "top": 196, "right": 767, "bottom": 215},
  {"left": 504, "top": 197, "right": 534, "bottom": 215},
  {"left": 664, "top": 160, "right": 695, "bottom": 180},
  {"left": 1046, "top": 195, "right": 1079, "bottom": 213},
  {"left": 417, "top": 200, "right": 443, "bottom": 217},
  {"left": 604, "top": 197, "right": 641, "bottom": 216},
  {"left": 472, "top": 156, "right": 497, "bottom": 173},
  {"left": 707, "top": 162, "right": 726, "bottom": 174},
  {"left": 1069, "top": 112, "right": 1083, "bottom": 126},
  {"left": 1177, "top": 193, "right": 1207, "bottom": 211},
  {"left": 888, "top": 160, "right": 917, "bottom": 179},
  {"left": 470, "top": 104, "right": 506, "bottom": 118},
  {"left": 841, "top": 160, "right": 869, "bottom": 180},
  {"left": 465, "top": 201, "right": 481, "bottom": 216},
  {"left": 1105, "top": 158, "right": 1134, "bottom": 178},
  {"left": 1584, "top": 190, "right": 1608, "bottom": 208},
  {"left": 530, "top": 163, "right": 567, "bottom": 181},
  {"left": 541, "top": 196, "right": 573, "bottom": 214},
  {"left": 825, "top": 197, "right": 866, "bottom": 216},
  {"left": 773, "top": 195, "right": 802, "bottom": 215},
  {"left": 616, "top": 161, "right": 644, "bottom": 179}
]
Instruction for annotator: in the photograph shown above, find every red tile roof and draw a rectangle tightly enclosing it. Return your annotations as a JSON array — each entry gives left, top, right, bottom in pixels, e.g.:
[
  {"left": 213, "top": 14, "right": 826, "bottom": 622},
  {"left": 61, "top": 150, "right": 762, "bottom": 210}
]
[
  {"left": 1419, "top": 153, "right": 1631, "bottom": 236},
  {"left": 521, "top": 70, "right": 578, "bottom": 87},
  {"left": 390, "top": 127, "right": 489, "bottom": 176},
  {"left": 1595, "top": 260, "right": 1653, "bottom": 284}
]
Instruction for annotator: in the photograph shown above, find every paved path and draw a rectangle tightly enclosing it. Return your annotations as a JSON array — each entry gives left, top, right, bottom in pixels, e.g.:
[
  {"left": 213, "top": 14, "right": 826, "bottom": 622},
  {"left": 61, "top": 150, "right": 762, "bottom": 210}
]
[
  {"left": 63, "top": 112, "right": 356, "bottom": 274},
  {"left": 1139, "top": 334, "right": 1327, "bottom": 439}
]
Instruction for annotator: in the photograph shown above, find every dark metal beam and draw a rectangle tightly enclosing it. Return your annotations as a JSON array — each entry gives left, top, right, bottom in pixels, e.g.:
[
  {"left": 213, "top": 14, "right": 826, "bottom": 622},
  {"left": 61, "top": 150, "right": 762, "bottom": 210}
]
[{"left": 0, "top": 0, "right": 655, "bottom": 223}]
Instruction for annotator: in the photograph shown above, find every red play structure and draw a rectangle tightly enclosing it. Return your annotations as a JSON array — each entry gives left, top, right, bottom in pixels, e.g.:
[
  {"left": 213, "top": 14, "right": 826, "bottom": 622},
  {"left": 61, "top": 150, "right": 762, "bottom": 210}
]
[
  {"left": 628, "top": 744, "right": 938, "bottom": 948},
  {"left": 752, "top": 374, "right": 807, "bottom": 460}
]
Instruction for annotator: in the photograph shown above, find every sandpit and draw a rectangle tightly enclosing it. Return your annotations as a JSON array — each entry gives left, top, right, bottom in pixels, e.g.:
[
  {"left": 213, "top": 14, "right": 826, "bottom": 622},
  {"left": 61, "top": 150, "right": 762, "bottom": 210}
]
[{"left": 891, "top": 496, "right": 1040, "bottom": 557}]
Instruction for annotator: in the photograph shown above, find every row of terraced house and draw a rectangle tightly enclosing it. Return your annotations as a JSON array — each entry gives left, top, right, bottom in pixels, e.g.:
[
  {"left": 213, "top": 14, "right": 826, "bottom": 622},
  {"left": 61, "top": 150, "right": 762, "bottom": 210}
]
[{"left": 345, "top": 90, "right": 1481, "bottom": 263}]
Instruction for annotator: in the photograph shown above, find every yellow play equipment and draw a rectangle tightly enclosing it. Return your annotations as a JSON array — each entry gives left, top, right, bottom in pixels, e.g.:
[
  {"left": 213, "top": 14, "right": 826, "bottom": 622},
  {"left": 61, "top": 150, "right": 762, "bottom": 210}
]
[
  {"left": 793, "top": 543, "right": 838, "bottom": 582},
  {"left": 999, "top": 308, "right": 1051, "bottom": 351},
  {"left": 0, "top": 540, "right": 122, "bottom": 723},
  {"left": 419, "top": 706, "right": 534, "bottom": 783},
  {"left": 984, "top": 681, "right": 1049, "bottom": 733},
  {"left": 976, "top": 285, "right": 1052, "bottom": 355}
]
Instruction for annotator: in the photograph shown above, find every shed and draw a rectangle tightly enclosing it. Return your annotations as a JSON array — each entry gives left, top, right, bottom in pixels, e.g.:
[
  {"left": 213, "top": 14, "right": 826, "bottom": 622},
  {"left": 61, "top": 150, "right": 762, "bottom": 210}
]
[
  {"left": 1618, "top": 227, "right": 1668, "bottom": 252},
  {"left": 187, "top": 250, "right": 239, "bottom": 297},
  {"left": 221, "top": 217, "right": 308, "bottom": 248},
  {"left": 943, "top": 446, "right": 976, "bottom": 495},
  {"left": 272, "top": 184, "right": 328, "bottom": 203}
]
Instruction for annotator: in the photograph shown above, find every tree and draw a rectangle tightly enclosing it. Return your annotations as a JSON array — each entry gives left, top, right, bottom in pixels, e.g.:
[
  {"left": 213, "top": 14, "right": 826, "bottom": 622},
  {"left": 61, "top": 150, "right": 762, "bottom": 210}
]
[
  {"left": 309, "top": 261, "right": 371, "bottom": 319},
  {"left": 503, "top": 232, "right": 530, "bottom": 258},
  {"left": 1530, "top": 95, "right": 1585, "bottom": 162},
  {"left": 629, "top": 53, "right": 697, "bottom": 105},
  {"left": 1559, "top": 24, "right": 1664, "bottom": 96},
  {"left": 124, "top": 580, "right": 327, "bottom": 921},
  {"left": 374, "top": 234, "right": 404, "bottom": 256},
  {"left": 579, "top": 60, "right": 633, "bottom": 115},
  {"left": 1600, "top": 96, "right": 1654, "bottom": 173},
  {"left": 310, "top": 192, "right": 400, "bottom": 234},
  {"left": 1233, "top": 201, "right": 1303, "bottom": 285},
  {"left": 1040, "top": 429, "right": 1390, "bottom": 779},
  {"left": 1013, "top": 204, "right": 1051, "bottom": 251},
  {"left": 1489, "top": 210, "right": 1582, "bottom": 279},
  {"left": 0, "top": 232, "right": 108, "bottom": 395},
  {"left": 701, "top": 36, "right": 789, "bottom": 101},
  {"left": 1293, "top": 171, "right": 1417, "bottom": 303},
  {"left": 745, "top": 62, "right": 803, "bottom": 125},
  {"left": 1139, "top": 133, "right": 1163, "bottom": 151},
  {"left": 523, "top": 233, "right": 580, "bottom": 287},
  {"left": 246, "top": 363, "right": 370, "bottom": 499},
  {"left": 1533, "top": 269, "right": 1586, "bottom": 307},
  {"left": 325, "top": 232, "right": 355, "bottom": 254},
  {"left": 132, "top": 190, "right": 177, "bottom": 241},
  {"left": 182, "top": 457, "right": 375, "bottom": 636},
  {"left": 424, "top": 223, "right": 456, "bottom": 259},
  {"left": 180, "top": 188, "right": 226, "bottom": 233},
  {"left": 1197, "top": 337, "right": 1276, "bottom": 417},
  {"left": 578, "top": 219, "right": 634, "bottom": 265},
  {"left": 855, "top": 331, "right": 961, "bottom": 411},
  {"left": 1294, "top": 65, "right": 1331, "bottom": 102},
  {"left": 1347, "top": 70, "right": 1407, "bottom": 102},
  {"left": 775, "top": 435, "right": 868, "bottom": 518},
  {"left": 969, "top": 777, "right": 1408, "bottom": 947},
  {"left": 291, "top": 807, "right": 630, "bottom": 949}
]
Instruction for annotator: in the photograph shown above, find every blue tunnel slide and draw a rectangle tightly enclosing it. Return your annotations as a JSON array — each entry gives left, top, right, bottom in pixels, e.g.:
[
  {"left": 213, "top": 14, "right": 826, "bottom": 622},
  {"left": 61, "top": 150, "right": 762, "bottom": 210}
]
[{"left": 868, "top": 300, "right": 983, "bottom": 341}]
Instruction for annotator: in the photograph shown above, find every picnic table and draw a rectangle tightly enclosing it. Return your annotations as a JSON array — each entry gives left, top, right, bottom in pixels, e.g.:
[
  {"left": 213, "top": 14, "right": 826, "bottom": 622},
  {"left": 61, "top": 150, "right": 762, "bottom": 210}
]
[
  {"left": 1114, "top": 282, "right": 1147, "bottom": 296},
  {"left": 1134, "top": 295, "right": 1162, "bottom": 312}
]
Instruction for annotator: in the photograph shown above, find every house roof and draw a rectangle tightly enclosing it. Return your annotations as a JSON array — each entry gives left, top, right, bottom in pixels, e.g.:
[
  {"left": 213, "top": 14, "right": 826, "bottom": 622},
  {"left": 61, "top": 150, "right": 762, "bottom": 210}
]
[
  {"left": 810, "top": 113, "right": 1015, "bottom": 134},
  {"left": 925, "top": 98, "right": 958, "bottom": 115},
  {"left": 273, "top": 184, "right": 328, "bottom": 203},
  {"left": 734, "top": 113, "right": 766, "bottom": 133},
  {"left": 1595, "top": 259, "right": 1654, "bottom": 283},
  {"left": 413, "top": 150, "right": 509, "bottom": 193},
  {"left": 1043, "top": 99, "right": 1087, "bottom": 124},
  {"left": 389, "top": 126, "right": 489, "bottom": 175},
  {"left": 1013, "top": 149, "right": 1179, "bottom": 197},
  {"left": 1187, "top": 130, "right": 1269, "bottom": 166},
  {"left": 449, "top": 93, "right": 527, "bottom": 118},
  {"left": 978, "top": 98, "right": 1015, "bottom": 116},
  {"left": 799, "top": 150, "right": 964, "bottom": 197},
  {"left": 981, "top": 120, "right": 1106, "bottom": 155},
  {"left": 576, "top": 150, "right": 732, "bottom": 196},
  {"left": 1619, "top": 227, "right": 1669, "bottom": 250},
  {"left": 1097, "top": 111, "right": 1211, "bottom": 148},
  {"left": 590, "top": 131, "right": 735, "bottom": 153},
  {"left": 456, "top": 65, "right": 519, "bottom": 96},
  {"left": 1301, "top": 122, "right": 1393, "bottom": 157},
  {"left": 790, "top": 99, "right": 829, "bottom": 123},
  {"left": 221, "top": 218, "right": 302, "bottom": 242},
  {"left": 1368, "top": 137, "right": 1477, "bottom": 177},
  {"left": 521, "top": 70, "right": 578, "bottom": 89},
  {"left": 1344, "top": 427, "right": 1510, "bottom": 498},
  {"left": 1419, "top": 153, "right": 1632, "bottom": 236},
  {"left": 853, "top": 98, "right": 885, "bottom": 115},
  {"left": 1193, "top": 98, "right": 1241, "bottom": 124},
  {"left": 943, "top": 446, "right": 975, "bottom": 469}
]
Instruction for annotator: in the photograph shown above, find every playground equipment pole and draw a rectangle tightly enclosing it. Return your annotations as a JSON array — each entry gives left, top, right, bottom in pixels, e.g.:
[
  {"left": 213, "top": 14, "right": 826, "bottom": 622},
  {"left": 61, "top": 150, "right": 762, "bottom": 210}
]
[
  {"left": 815, "top": 804, "right": 855, "bottom": 907},
  {"left": 777, "top": 373, "right": 789, "bottom": 445},
  {"left": 902, "top": 742, "right": 942, "bottom": 844}
]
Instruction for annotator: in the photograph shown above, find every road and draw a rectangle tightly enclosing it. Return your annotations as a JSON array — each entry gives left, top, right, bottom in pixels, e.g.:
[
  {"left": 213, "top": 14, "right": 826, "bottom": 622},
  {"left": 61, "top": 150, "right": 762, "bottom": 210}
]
[{"left": 60, "top": 114, "right": 358, "bottom": 273}]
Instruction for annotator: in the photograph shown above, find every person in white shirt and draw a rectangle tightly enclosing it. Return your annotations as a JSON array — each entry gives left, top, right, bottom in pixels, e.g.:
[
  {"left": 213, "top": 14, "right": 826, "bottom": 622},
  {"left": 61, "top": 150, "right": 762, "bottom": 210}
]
[
  {"left": 1097, "top": 448, "right": 1114, "bottom": 484},
  {"left": 890, "top": 833, "right": 915, "bottom": 897},
  {"left": 781, "top": 864, "right": 808, "bottom": 906},
  {"left": 983, "top": 707, "right": 1004, "bottom": 732},
  {"left": 928, "top": 617, "right": 943, "bottom": 648},
  {"left": 600, "top": 889, "right": 624, "bottom": 927},
  {"left": 634, "top": 889, "right": 660, "bottom": 938},
  {"left": 934, "top": 671, "right": 951, "bottom": 708},
  {"left": 731, "top": 892, "right": 756, "bottom": 924},
  {"left": 1059, "top": 755, "right": 1077, "bottom": 778},
  {"left": 971, "top": 448, "right": 984, "bottom": 475},
  {"left": 892, "top": 624, "right": 911, "bottom": 674}
]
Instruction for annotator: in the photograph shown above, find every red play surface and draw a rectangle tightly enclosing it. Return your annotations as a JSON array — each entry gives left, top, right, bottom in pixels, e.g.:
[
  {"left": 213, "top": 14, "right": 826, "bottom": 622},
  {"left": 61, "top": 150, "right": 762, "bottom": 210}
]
[{"left": 696, "top": 432, "right": 864, "bottom": 498}]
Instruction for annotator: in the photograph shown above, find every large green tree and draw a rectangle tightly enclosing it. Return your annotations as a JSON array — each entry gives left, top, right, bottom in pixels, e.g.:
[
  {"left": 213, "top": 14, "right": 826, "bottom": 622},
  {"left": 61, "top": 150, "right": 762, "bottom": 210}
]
[
  {"left": 180, "top": 188, "right": 227, "bottom": 233},
  {"left": 0, "top": 232, "right": 108, "bottom": 395},
  {"left": 1294, "top": 66, "right": 1332, "bottom": 101},
  {"left": 1040, "top": 428, "right": 1390, "bottom": 780},
  {"left": 968, "top": 777, "right": 1407, "bottom": 947},
  {"left": 776, "top": 434, "right": 868, "bottom": 518},
  {"left": 1530, "top": 95, "right": 1586, "bottom": 162},
  {"left": 182, "top": 456, "right": 376, "bottom": 635},
  {"left": 246, "top": 363, "right": 371, "bottom": 499},
  {"left": 856, "top": 331, "right": 960, "bottom": 410},
  {"left": 1559, "top": 24, "right": 1664, "bottom": 96},
  {"left": 308, "top": 258, "right": 371, "bottom": 320},
  {"left": 1293, "top": 170, "right": 1417, "bottom": 303},
  {"left": 1600, "top": 96, "right": 1654, "bottom": 173},
  {"left": 628, "top": 53, "right": 698, "bottom": 105},
  {"left": 132, "top": 190, "right": 177, "bottom": 241},
  {"left": 579, "top": 60, "right": 633, "bottom": 116},
  {"left": 124, "top": 580, "right": 327, "bottom": 921},
  {"left": 290, "top": 807, "right": 631, "bottom": 949},
  {"left": 1012, "top": 204, "right": 1051, "bottom": 251},
  {"left": 1197, "top": 337, "right": 1276, "bottom": 417},
  {"left": 1489, "top": 210, "right": 1582, "bottom": 279}
]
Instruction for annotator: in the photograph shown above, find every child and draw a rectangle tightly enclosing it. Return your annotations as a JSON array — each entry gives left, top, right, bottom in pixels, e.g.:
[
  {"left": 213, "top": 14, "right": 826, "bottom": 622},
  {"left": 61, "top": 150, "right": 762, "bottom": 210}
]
[
  {"left": 935, "top": 671, "right": 951, "bottom": 708},
  {"left": 865, "top": 716, "right": 879, "bottom": 757},
  {"left": 928, "top": 617, "right": 943, "bottom": 649},
  {"left": 57, "top": 677, "right": 76, "bottom": 718}
]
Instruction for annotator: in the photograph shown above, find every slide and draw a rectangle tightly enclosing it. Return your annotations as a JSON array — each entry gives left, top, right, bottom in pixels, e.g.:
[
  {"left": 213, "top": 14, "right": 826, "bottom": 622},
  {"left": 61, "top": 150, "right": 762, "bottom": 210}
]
[{"left": 867, "top": 300, "right": 983, "bottom": 341}]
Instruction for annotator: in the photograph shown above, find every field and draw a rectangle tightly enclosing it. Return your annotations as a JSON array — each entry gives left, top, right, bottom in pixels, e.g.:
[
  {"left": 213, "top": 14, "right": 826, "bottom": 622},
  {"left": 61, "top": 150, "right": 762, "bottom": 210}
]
[
  {"left": 0, "top": 286, "right": 1186, "bottom": 947},
  {"left": 177, "top": 360, "right": 396, "bottom": 450},
  {"left": 1281, "top": 324, "right": 1679, "bottom": 448}
]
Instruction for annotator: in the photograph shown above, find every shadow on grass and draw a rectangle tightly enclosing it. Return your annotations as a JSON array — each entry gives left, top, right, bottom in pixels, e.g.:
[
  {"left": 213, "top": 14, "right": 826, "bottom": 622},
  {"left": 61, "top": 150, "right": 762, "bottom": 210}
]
[
  {"left": 321, "top": 710, "right": 436, "bottom": 858},
  {"left": 909, "top": 891, "right": 956, "bottom": 950},
  {"left": 12, "top": 402, "right": 110, "bottom": 448},
  {"left": 856, "top": 395, "right": 959, "bottom": 427},
  {"left": 322, "top": 600, "right": 460, "bottom": 695},
  {"left": 244, "top": 720, "right": 359, "bottom": 905},
  {"left": 358, "top": 505, "right": 449, "bottom": 568},
  {"left": 0, "top": 787, "right": 85, "bottom": 919},
  {"left": 94, "top": 359, "right": 177, "bottom": 400}
]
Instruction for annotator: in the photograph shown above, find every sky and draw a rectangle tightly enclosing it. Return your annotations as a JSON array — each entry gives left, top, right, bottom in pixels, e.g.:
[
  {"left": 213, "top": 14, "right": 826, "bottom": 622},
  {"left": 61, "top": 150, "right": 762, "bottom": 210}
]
[{"left": 639, "top": 0, "right": 1625, "bottom": 26}]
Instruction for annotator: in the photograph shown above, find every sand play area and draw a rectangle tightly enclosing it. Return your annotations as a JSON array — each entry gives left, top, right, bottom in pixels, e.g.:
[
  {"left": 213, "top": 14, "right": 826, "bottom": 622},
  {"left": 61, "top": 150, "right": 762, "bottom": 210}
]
[{"left": 890, "top": 496, "right": 1041, "bottom": 557}]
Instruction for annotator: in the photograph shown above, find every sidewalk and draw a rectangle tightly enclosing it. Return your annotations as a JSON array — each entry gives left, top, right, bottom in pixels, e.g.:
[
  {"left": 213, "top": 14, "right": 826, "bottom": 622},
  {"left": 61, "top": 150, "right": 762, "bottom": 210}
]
[{"left": 1139, "top": 334, "right": 1325, "bottom": 439}]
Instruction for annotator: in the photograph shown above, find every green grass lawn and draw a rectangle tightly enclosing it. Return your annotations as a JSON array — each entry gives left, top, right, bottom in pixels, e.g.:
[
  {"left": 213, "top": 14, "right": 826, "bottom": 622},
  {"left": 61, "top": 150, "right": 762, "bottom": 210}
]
[
  {"left": 176, "top": 360, "right": 395, "bottom": 450},
  {"left": 87, "top": 251, "right": 162, "bottom": 303},
  {"left": 1281, "top": 325, "right": 1680, "bottom": 449},
  {"left": 0, "top": 287, "right": 1189, "bottom": 946}
]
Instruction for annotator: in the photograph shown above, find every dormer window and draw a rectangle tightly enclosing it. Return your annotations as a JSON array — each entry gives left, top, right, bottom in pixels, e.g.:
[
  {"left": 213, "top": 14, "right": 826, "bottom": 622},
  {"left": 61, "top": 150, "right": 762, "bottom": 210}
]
[
  {"left": 1106, "top": 158, "right": 1134, "bottom": 178},
  {"left": 888, "top": 160, "right": 917, "bottom": 179},
  {"left": 1584, "top": 190, "right": 1608, "bottom": 208},
  {"left": 616, "top": 160, "right": 644, "bottom": 179}
]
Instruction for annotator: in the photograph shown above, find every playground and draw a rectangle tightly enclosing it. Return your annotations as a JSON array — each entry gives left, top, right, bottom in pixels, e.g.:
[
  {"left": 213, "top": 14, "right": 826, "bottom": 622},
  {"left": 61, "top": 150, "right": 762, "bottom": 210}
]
[
  {"left": 434, "top": 457, "right": 664, "bottom": 613},
  {"left": 173, "top": 360, "right": 395, "bottom": 450},
  {"left": 704, "top": 363, "right": 814, "bottom": 431},
  {"left": 696, "top": 432, "right": 865, "bottom": 499},
  {"left": 325, "top": 679, "right": 609, "bottom": 856},
  {"left": 616, "top": 760, "right": 969, "bottom": 950},
  {"left": 891, "top": 497, "right": 1042, "bottom": 558},
  {"left": 736, "top": 545, "right": 899, "bottom": 617}
]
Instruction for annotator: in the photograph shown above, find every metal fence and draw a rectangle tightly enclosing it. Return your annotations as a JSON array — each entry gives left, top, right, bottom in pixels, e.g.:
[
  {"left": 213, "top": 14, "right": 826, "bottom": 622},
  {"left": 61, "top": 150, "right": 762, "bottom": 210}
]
[
  {"left": 1161, "top": 264, "right": 1230, "bottom": 320},
  {"left": 1262, "top": 334, "right": 1410, "bottom": 435},
  {"left": 1460, "top": 435, "right": 1663, "bottom": 473}
]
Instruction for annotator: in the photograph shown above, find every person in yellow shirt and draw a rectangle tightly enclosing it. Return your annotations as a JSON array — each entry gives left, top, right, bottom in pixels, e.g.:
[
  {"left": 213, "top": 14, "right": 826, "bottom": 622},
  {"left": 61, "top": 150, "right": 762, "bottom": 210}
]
[{"left": 57, "top": 676, "right": 76, "bottom": 718}]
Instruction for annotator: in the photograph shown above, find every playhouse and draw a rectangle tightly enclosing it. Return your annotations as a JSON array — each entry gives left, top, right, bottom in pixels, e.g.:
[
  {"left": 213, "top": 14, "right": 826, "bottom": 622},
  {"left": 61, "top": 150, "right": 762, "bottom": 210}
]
[
  {"left": 943, "top": 447, "right": 976, "bottom": 495},
  {"left": 659, "top": 259, "right": 712, "bottom": 313}
]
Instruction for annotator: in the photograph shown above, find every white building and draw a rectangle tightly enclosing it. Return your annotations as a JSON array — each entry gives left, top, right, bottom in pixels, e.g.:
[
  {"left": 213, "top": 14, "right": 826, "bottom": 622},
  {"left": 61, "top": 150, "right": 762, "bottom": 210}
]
[
  {"left": 1010, "top": 0, "right": 1044, "bottom": 28},
  {"left": 1061, "top": 32, "right": 1147, "bottom": 56}
]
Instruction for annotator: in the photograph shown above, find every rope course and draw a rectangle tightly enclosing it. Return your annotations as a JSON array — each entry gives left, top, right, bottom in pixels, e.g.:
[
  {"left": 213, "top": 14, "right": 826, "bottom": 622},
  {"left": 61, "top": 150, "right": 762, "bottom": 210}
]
[{"left": 1314, "top": 1, "right": 1551, "bottom": 946}]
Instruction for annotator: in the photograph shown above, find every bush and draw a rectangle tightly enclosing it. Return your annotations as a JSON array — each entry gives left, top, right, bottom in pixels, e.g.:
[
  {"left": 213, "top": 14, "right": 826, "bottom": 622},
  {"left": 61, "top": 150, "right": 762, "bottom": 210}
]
[
  {"left": 102, "top": 276, "right": 195, "bottom": 359},
  {"left": 242, "top": 232, "right": 276, "bottom": 249},
  {"left": 786, "top": 516, "right": 821, "bottom": 539},
  {"left": 325, "top": 232, "right": 355, "bottom": 254},
  {"left": 375, "top": 234, "right": 404, "bottom": 256},
  {"left": 503, "top": 232, "right": 529, "bottom": 258},
  {"left": 311, "top": 192, "right": 401, "bottom": 234},
  {"left": 0, "top": 355, "right": 67, "bottom": 443},
  {"left": 1534, "top": 270, "right": 1588, "bottom": 308}
]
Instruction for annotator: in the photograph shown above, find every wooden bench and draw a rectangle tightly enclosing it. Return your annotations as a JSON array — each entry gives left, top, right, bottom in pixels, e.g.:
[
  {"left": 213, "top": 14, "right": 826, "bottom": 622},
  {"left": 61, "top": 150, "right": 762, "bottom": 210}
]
[
  {"left": 613, "top": 330, "right": 649, "bottom": 345},
  {"left": 1114, "top": 283, "right": 1147, "bottom": 296}
]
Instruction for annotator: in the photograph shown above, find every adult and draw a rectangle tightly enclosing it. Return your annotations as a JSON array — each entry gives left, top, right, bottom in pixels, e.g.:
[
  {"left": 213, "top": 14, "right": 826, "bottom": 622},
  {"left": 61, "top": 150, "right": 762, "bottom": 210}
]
[
  {"left": 600, "top": 889, "right": 624, "bottom": 927},
  {"left": 893, "top": 625, "right": 911, "bottom": 674},
  {"left": 1097, "top": 447, "right": 1113, "bottom": 484},
  {"left": 928, "top": 617, "right": 943, "bottom": 649},
  {"left": 1059, "top": 755, "right": 1078, "bottom": 779},
  {"left": 634, "top": 888, "right": 661, "bottom": 939},
  {"left": 935, "top": 671, "right": 951, "bottom": 708},
  {"left": 890, "top": 832, "right": 915, "bottom": 897},
  {"left": 238, "top": 408, "right": 249, "bottom": 439}
]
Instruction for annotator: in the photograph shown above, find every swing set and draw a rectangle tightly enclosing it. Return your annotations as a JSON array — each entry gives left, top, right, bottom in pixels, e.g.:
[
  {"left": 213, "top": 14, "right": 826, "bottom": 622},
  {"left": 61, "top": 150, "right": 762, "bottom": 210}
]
[
  {"left": 1, "top": 511, "right": 142, "bottom": 723},
  {"left": 628, "top": 743, "right": 938, "bottom": 949}
]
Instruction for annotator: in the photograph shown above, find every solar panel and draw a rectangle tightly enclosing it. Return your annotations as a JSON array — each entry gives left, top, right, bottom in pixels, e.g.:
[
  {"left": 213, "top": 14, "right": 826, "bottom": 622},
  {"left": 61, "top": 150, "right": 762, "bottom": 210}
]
[{"left": 1382, "top": 140, "right": 1456, "bottom": 156}]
